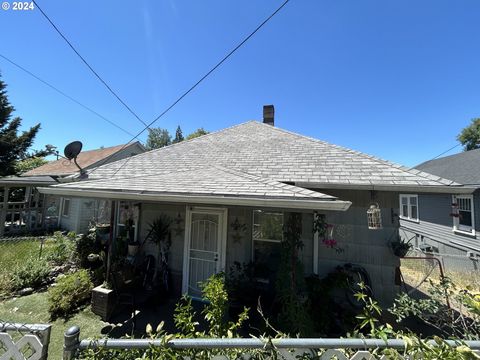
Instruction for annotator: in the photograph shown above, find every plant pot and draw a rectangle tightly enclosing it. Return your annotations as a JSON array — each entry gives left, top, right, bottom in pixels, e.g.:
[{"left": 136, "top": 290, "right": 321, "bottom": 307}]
[
  {"left": 128, "top": 244, "right": 139, "bottom": 256},
  {"left": 96, "top": 225, "right": 111, "bottom": 245},
  {"left": 393, "top": 246, "right": 410, "bottom": 258},
  {"left": 91, "top": 285, "right": 116, "bottom": 321}
]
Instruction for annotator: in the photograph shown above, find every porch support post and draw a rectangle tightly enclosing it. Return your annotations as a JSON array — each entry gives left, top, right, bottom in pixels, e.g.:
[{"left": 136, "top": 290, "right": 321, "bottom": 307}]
[
  {"left": 105, "top": 200, "right": 116, "bottom": 284},
  {"left": 313, "top": 211, "right": 319, "bottom": 275},
  {"left": 0, "top": 186, "right": 7, "bottom": 236}
]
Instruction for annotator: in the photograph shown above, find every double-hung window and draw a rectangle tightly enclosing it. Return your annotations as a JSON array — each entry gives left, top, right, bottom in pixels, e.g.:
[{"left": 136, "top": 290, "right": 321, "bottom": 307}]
[
  {"left": 62, "top": 198, "right": 71, "bottom": 217},
  {"left": 452, "top": 195, "right": 475, "bottom": 235},
  {"left": 399, "top": 194, "right": 418, "bottom": 221},
  {"left": 252, "top": 210, "right": 283, "bottom": 280}
]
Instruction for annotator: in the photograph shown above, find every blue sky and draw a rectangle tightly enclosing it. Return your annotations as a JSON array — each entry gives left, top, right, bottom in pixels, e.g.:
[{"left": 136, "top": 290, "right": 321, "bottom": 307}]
[{"left": 1, "top": 0, "right": 479, "bottom": 167}]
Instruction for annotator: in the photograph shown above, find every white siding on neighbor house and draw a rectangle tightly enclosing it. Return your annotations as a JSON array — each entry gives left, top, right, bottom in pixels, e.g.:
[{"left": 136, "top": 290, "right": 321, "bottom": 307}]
[
  {"left": 399, "top": 192, "right": 480, "bottom": 254},
  {"left": 59, "top": 197, "right": 96, "bottom": 234}
]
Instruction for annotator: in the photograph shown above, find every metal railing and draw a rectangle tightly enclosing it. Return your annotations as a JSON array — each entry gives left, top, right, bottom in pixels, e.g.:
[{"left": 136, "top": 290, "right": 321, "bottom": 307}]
[{"left": 62, "top": 326, "right": 480, "bottom": 360}]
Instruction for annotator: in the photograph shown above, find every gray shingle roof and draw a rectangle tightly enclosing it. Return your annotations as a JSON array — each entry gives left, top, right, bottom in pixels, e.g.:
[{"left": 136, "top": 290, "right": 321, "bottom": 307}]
[
  {"left": 55, "top": 166, "right": 337, "bottom": 201},
  {"left": 416, "top": 148, "right": 480, "bottom": 186},
  {"left": 86, "top": 121, "right": 459, "bottom": 188}
]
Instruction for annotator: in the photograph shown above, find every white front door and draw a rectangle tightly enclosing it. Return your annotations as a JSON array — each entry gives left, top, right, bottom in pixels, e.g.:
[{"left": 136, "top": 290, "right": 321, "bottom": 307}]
[{"left": 182, "top": 207, "right": 227, "bottom": 298}]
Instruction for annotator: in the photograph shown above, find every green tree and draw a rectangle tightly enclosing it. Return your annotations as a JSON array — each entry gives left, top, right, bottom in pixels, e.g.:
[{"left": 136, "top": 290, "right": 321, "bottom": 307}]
[
  {"left": 186, "top": 127, "right": 209, "bottom": 140},
  {"left": 0, "top": 75, "right": 55, "bottom": 176},
  {"left": 14, "top": 157, "right": 48, "bottom": 174},
  {"left": 145, "top": 127, "right": 171, "bottom": 150},
  {"left": 458, "top": 118, "right": 480, "bottom": 151},
  {"left": 172, "top": 125, "right": 184, "bottom": 144}
]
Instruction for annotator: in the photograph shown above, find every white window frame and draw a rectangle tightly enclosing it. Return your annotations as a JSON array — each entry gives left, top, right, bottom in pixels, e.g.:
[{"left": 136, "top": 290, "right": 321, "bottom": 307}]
[
  {"left": 61, "top": 198, "right": 71, "bottom": 217},
  {"left": 452, "top": 195, "right": 475, "bottom": 236},
  {"left": 399, "top": 194, "right": 419, "bottom": 222}
]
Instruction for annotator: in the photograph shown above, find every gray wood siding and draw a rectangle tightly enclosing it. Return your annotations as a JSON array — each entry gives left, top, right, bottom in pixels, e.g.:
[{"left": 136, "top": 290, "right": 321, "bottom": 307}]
[
  {"left": 96, "top": 193, "right": 400, "bottom": 304},
  {"left": 399, "top": 192, "right": 480, "bottom": 253},
  {"left": 318, "top": 189, "right": 400, "bottom": 304}
]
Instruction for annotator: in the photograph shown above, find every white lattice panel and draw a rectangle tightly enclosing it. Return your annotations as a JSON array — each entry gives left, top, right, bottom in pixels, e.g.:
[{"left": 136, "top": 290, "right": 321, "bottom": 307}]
[{"left": 0, "top": 333, "right": 43, "bottom": 360}]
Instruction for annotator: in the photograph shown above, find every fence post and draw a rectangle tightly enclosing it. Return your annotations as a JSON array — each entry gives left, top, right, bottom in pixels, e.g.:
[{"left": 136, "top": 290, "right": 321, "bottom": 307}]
[{"left": 63, "top": 325, "right": 80, "bottom": 360}]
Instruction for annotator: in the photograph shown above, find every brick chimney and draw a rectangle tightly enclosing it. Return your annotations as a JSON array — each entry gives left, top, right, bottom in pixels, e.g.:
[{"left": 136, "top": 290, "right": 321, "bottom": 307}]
[{"left": 263, "top": 105, "right": 274, "bottom": 126}]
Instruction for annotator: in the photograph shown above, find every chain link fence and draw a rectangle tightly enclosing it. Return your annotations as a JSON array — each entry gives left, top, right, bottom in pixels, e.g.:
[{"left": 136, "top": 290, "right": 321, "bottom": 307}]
[
  {"left": 401, "top": 248, "right": 480, "bottom": 292},
  {"left": 0, "top": 235, "right": 49, "bottom": 297}
]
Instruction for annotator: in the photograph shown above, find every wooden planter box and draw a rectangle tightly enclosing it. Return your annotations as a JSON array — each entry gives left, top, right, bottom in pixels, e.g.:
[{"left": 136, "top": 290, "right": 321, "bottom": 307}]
[{"left": 91, "top": 285, "right": 116, "bottom": 321}]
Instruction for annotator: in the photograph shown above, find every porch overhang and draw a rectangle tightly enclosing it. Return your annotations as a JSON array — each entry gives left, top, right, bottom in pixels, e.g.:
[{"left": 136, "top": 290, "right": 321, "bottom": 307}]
[{"left": 37, "top": 187, "right": 352, "bottom": 211}]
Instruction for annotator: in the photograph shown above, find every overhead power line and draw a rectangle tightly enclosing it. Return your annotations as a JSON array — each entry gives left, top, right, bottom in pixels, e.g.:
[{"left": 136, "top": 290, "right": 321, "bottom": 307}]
[
  {"left": 32, "top": 0, "right": 150, "bottom": 131},
  {"left": 88, "top": 0, "right": 291, "bottom": 178},
  {"left": 0, "top": 53, "right": 136, "bottom": 138},
  {"left": 431, "top": 143, "right": 462, "bottom": 160}
]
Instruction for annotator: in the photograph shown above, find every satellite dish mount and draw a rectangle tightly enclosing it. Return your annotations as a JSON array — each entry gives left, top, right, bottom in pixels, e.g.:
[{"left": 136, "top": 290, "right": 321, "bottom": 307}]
[{"left": 64, "top": 141, "right": 86, "bottom": 176}]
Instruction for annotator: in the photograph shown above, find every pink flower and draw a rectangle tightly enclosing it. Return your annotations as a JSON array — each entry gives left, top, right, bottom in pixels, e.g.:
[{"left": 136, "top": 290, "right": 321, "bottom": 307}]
[{"left": 323, "top": 239, "right": 337, "bottom": 248}]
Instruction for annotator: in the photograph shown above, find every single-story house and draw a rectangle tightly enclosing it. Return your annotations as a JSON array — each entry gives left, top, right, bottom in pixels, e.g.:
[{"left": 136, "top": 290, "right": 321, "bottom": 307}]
[
  {"left": 0, "top": 142, "right": 145, "bottom": 236},
  {"left": 399, "top": 149, "right": 480, "bottom": 257},
  {"left": 38, "top": 106, "right": 469, "bottom": 304}
]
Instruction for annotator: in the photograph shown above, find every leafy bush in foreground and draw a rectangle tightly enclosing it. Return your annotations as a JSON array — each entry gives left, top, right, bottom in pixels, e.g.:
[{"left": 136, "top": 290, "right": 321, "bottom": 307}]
[
  {"left": 48, "top": 269, "right": 93, "bottom": 319},
  {"left": 10, "top": 256, "right": 51, "bottom": 290}
]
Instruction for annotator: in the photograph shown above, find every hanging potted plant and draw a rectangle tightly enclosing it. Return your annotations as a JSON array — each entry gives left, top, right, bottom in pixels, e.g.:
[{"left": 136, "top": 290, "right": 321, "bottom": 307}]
[
  {"left": 390, "top": 236, "right": 412, "bottom": 257},
  {"left": 125, "top": 218, "right": 139, "bottom": 256}
]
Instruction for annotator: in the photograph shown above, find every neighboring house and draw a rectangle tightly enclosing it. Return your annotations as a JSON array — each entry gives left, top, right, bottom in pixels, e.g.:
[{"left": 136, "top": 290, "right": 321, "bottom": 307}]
[
  {"left": 39, "top": 107, "right": 468, "bottom": 304},
  {"left": 399, "top": 149, "right": 480, "bottom": 257},
  {"left": 0, "top": 142, "right": 145, "bottom": 236}
]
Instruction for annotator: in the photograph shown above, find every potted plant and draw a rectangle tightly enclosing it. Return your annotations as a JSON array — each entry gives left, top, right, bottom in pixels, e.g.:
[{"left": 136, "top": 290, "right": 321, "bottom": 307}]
[
  {"left": 91, "top": 280, "right": 116, "bottom": 321},
  {"left": 146, "top": 214, "right": 172, "bottom": 295},
  {"left": 95, "top": 223, "right": 111, "bottom": 245},
  {"left": 391, "top": 237, "right": 412, "bottom": 257}
]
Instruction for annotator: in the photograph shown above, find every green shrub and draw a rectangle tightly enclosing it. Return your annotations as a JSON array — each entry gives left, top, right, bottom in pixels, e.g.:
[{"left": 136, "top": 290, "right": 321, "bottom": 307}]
[
  {"left": 11, "top": 256, "right": 51, "bottom": 290},
  {"left": 76, "top": 229, "right": 102, "bottom": 268},
  {"left": 45, "top": 231, "right": 76, "bottom": 265},
  {"left": 48, "top": 269, "right": 93, "bottom": 319}
]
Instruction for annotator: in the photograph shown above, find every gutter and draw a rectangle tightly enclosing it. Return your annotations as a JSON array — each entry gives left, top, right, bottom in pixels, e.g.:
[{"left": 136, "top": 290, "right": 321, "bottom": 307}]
[
  {"left": 37, "top": 187, "right": 352, "bottom": 212},
  {"left": 295, "top": 182, "right": 476, "bottom": 194}
]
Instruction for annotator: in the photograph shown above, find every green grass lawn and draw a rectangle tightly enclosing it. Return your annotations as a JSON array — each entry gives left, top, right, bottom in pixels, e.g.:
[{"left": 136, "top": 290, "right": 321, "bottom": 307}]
[{"left": 0, "top": 291, "right": 107, "bottom": 359}]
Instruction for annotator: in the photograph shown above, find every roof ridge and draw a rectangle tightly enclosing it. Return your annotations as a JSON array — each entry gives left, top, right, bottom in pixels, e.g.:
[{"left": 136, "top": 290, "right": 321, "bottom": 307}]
[{"left": 144, "top": 121, "right": 257, "bottom": 155}]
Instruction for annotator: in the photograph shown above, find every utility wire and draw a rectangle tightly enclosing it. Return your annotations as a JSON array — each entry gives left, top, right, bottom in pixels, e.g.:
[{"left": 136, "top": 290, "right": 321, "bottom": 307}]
[
  {"left": 431, "top": 143, "right": 462, "bottom": 160},
  {"left": 32, "top": 0, "right": 150, "bottom": 130},
  {"left": 88, "top": 0, "right": 291, "bottom": 178},
  {"left": 0, "top": 53, "right": 136, "bottom": 138}
]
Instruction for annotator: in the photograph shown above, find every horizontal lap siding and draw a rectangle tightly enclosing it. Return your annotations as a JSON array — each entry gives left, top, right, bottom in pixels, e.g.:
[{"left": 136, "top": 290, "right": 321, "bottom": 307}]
[
  {"left": 59, "top": 197, "right": 81, "bottom": 233},
  {"left": 400, "top": 193, "right": 480, "bottom": 253},
  {"left": 317, "top": 190, "right": 400, "bottom": 305}
]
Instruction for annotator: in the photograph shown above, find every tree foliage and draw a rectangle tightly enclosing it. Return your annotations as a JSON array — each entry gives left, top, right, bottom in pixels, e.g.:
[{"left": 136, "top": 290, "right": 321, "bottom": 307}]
[
  {"left": 172, "top": 125, "right": 184, "bottom": 144},
  {"left": 186, "top": 127, "right": 209, "bottom": 140},
  {"left": 0, "top": 75, "right": 56, "bottom": 176},
  {"left": 145, "top": 127, "right": 171, "bottom": 150},
  {"left": 14, "top": 157, "right": 48, "bottom": 174},
  {"left": 458, "top": 118, "right": 480, "bottom": 151}
]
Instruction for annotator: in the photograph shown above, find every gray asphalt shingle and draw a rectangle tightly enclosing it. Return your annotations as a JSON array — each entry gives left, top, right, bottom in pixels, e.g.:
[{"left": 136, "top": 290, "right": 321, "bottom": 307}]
[{"left": 85, "top": 121, "right": 458, "bottom": 187}]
